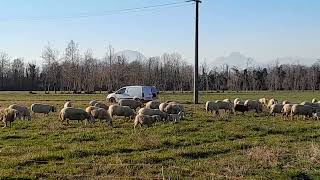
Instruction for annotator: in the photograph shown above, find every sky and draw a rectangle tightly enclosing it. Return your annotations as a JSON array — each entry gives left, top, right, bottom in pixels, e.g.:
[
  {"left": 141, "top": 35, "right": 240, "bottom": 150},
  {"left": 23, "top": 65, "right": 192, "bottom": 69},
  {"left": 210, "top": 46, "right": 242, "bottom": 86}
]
[{"left": 0, "top": 0, "right": 320, "bottom": 66}]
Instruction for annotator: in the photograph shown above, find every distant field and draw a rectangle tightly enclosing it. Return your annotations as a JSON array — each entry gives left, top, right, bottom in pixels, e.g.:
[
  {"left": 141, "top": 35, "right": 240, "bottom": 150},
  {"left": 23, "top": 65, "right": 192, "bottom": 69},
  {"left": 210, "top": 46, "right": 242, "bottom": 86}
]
[{"left": 0, "top": 91, "right": 320, "bottom": 179}]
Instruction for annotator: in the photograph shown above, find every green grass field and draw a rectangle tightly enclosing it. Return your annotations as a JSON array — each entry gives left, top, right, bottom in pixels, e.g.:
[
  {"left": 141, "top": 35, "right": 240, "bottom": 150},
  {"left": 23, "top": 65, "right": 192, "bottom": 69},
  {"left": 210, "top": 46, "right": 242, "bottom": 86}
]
[{"left": 0, "top": 91, "right": 320, "bottom": 179}]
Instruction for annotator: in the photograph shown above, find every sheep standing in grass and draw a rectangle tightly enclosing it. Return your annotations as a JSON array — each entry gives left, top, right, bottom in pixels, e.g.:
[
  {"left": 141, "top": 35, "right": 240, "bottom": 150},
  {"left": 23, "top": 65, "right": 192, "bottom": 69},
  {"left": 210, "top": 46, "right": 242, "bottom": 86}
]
[
  {"left": 94, "top": 102, "right": 109, "bottom": 111},
  {"left": 282, "top": 100, "right": 290, "bottom": 105},
  {"left": 205, "top": 101, "right": 219, "bottom": 114},
  {"left": 267, "top": 99, "right": 277, "bottom": 109},
  {"left": 138, "top": 108, "right": 168, "bottom": 121},
  {"left": 31, "top": 103, "right": 55, "bottom": 115},
  {"left": 159, "top": 102, "right": 169, "bottom": 112},
  {"left": 167, "top": 112, "right": 185, "bottom": 122},
  {"left": 89, "top": 100, "right": 97, "bottom": 106},
  {"left": 282, "top": 104, "right": 294, "bottom": 118},
  {"left": 134, "top": 114, "right": 160, "bottom": 129},
  {"left": 64, "top": 101, "right": 72, "bottom": 108},
  {"left": 91, "top": 108, "right": 113, "bottom": 126},
  {"left": 269, "top": 104, "right": 284, "bottom": 116},
  {"left": 216, "top": 101, "right": 234, "bottom": 114},
  {"left": 244, "top": 100, "right": 262, "bottom": 113},
  {"left": 291, "top": 104, "right": 316, "bottom": 119},
  {"left": 234, "top": 104, "right": 249, "bottom": 115},
  {"left": 0, "top": 108, "right": 20, "bottom": 128},
  {"left": 8, "top": 104, "right": 31, "bottom": 121},
  {"left": 108, "top": 105, "right": 135, "bottom": 119},
  {"left": 259, "top": 98, "right": 269, "bottom": 107},
  {"left": 145, "top": 101, "right": 161, "bottom": 109},
  {"left": 164, "top": 102, "right": 184, "bottom": 114},
  {"left": 60, "top": 107, "right": 94, "bottom": 124},
  {"left": 118, "top": 99, "right": 143, "bottom": 111}
]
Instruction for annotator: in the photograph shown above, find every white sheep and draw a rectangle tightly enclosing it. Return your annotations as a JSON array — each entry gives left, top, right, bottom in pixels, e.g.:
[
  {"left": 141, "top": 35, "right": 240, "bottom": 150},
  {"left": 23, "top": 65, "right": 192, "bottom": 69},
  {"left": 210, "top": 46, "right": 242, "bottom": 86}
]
[
  {"left": 282, "top": 100, "right": 290, "bottom": 105},
  {"left": 216, "top": 101, "right": 234, "bottom": 114},
  {"left": 64, "top": 101, "right": 72, "bottom": 108},
  {"left": 94, "top": 102, "right": 109, "bottom": 111},
  {"left": 134, "top": 114, "right": 160, "bottom": 129},
  {"left": 138, "top": 108, "right": 168, "bottom": 120},
  {"left": 31, "top": 103, "right": 55, "bottom": 115},
  {"left": 205, "top": 101, "right": 219, "bottom": 114},
  {"left": 233, "top": 98, "right": 241, "bottom": 107},
  {"left": 291, "top": 104, "right": 316, "bottom": 119},
  {"left": 108, "top": 105, "right": 135, "bottom": 119},
  {"left": 159, "top": 102, "right": 169, "bottom": 112},
  {"left": 0, "top": 108, "right": 20, "bottom": 128},
  {"left": 244, "top": 100, "right": 262, "bottom": 113},
  {"left": 145, "top": 101, "right": 161, "bottom": 109},
  {"left": 164, "top": 102, "right": 184, "bottom": 114},
  {"left": 259, "top": 98, "right": 269, "bottom": 107},
  {"left": 267, "top": 99, "right": 277, "bottom": 109},
  {"left": 222, "top": 99, "right": 231, "bottom": 103},
  {"left": 89, "top": 100, "right": 98, "bottom": 106},
  {"left": 91, "top": 108, "right": 113, "bottom": 126},
  {"left": 281, "top": 104, "right": 294, "bottom": 118},
  {"left": 85, "top": 106, "right": 98, "bottom": 115},
  {"left": 269, "top": 104, "right": 284, "bottom": 116},
  {"left": 118, "top": 99, "right": 143, "bottom": 110},
  {"left": 60, "top": 107, "right": 94, "bottom": 124},
  {"left": 8, "top": 104, "right": 31, "bottom": 121},
  {"left": 312, "top": 98, "right": 318, "bottom": 103}
]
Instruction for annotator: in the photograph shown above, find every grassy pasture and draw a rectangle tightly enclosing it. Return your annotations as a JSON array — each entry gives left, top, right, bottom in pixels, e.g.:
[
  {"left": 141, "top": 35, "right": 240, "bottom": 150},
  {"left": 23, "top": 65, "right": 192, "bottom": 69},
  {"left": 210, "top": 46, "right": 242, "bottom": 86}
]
[{"left": 0, "top": 91, "right": 320, "bottom": 179}]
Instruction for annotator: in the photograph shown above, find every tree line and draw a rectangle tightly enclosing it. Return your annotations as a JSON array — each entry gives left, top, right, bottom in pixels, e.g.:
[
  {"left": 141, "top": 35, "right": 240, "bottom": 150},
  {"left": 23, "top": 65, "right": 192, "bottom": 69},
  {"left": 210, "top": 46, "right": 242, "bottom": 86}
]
[{"left": 0, "top": 40, "right": 319, "bottom": 93}]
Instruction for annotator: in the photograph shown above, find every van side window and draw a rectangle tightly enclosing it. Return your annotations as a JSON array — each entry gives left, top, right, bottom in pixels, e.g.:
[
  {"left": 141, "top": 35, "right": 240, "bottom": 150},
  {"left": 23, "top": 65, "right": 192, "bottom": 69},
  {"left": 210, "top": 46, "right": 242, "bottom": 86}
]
[{"left": 116, "top": 88, "right": 126, "bottom": 94}]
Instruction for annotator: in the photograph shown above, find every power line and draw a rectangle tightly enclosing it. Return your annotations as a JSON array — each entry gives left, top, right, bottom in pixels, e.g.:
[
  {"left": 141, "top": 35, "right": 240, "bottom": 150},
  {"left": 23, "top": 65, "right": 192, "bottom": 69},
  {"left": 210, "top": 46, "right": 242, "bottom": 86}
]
[{"left": 0, "top": 1, "right": 194, "bottom": 22}]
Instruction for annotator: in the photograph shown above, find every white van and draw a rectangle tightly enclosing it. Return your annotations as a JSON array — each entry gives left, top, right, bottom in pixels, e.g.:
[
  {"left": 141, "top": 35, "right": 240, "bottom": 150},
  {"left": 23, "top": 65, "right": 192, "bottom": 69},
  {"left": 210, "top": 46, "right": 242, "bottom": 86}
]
[{"left": 106, "top": 86, "right": 158, "bottom": 103}]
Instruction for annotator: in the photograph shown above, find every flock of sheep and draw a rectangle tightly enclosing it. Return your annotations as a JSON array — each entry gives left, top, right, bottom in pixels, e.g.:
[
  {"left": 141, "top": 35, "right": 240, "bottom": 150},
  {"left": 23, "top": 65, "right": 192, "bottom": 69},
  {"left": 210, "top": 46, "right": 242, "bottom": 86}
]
[
  {"left": 2, "top": 96, "right": 319, "bottom": 128},
  {"left": 0, "top": 99, "right": 185, "bottom": 129},
  {"left": 205, "top": 98, "right": 320, "bottom": 120}
]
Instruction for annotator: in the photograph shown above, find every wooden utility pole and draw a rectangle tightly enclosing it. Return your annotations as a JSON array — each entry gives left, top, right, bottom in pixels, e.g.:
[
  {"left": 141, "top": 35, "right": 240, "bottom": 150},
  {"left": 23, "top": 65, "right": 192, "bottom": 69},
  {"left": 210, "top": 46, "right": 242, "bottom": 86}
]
[{"left": 190, "top": 0, "right": 201, "bottom": 104}]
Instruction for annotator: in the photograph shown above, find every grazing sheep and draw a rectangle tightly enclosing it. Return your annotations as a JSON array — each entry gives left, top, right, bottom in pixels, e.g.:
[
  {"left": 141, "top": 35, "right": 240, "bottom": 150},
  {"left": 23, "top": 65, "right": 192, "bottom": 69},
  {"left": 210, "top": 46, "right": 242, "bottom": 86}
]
[
  {"left": 291, "top": 104, "right": 316, "bottom": 119},
  {"left": 267, "top": 99, "right": 277, "bottom": 109},
  {"left": 31, "top": 103, "right": 55, "bottom": 115},
  {"left": 59, "top": 107, "right": 94, "bottom": 124},
  {"left": 301, "top": 101, "right": 320, "bottom": 109},
  {"left": 138, "top": 108, "right": 168, "bottom": 120},
  {"left": 234, "top": 104, "right": 249, "bottom": 115},
  {"left": 91, "top": 108, "right": 113, "bottom": 126},
  {"left": 312, "top": 98, "right": 318, "bottom": 103},
  {"left": 282, "top": 100, "right": 290, "bottom": 105},
  {"left": 164, "top": 102, "right": 184, "bottom": 114},
  {"left": 64, "top": 101, "right": 72, "bottom": 108},
  {"left": 244, "top": 100, "right": 262, "bottom": 113},
  {"left": 108, "top": 105, "right": 135, "bottom": 119},
  {"left": 8, "top": 104, "right": 31, "bottom": 121},
  {"left": 282, "top": 104, "right": 294, "bottom": 118},
  {"left": 118, "top": 99, "right": 143, "bottom": 110},
  {"left": 89, "top": 100, "right": 98, "bottom": 106},
  {"left": 223, "top": 99, "right": 231, "bottom": 103},
  {"left": 145, "top": 101, "right": 161, "bottom": 109},
  {"left": 259, "top": 98, "right": 269, "bottom": 106},
  {"left": 94, "top": 102, "right": 109, "bottom": 111},
  {"left": 167, "top": 111, "right": 185, "bottom": 122},
  {"left": 233, "top": 98, "right": 241, "bottom": 107},
  {"left": 269, "top": 104, "right": 284, "bottom": 116},
  {"left": 0, "top": 108, "right": 20, "bottom": 128},
  {"left": 159, "top": 102, "right": 169, "bottom": 112},
  {"left": 134, "top": 114, "right": 160, "bottom": 129},
  {"left": 313, "top": 112, "right": 320, "bottom": 120},
  {"left": 205, "top": 101, "right": 219, "bottom": 114},
  {"left": 216, "top": 101, "right": 234, "bottom": 113}
]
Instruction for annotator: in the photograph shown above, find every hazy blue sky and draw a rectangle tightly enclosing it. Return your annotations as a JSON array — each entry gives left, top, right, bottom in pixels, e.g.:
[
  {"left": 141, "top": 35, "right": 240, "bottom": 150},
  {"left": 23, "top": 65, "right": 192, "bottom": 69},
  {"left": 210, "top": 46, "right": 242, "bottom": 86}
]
[{"left": 0, "top": 0, "right": 319, "bottom": 65}]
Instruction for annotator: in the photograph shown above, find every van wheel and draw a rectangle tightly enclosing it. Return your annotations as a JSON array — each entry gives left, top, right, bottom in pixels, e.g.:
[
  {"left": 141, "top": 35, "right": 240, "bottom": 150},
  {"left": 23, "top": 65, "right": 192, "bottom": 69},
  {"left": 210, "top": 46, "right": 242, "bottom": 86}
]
[
  {"left": 109, "top": 97, "right": 115, "bottom": 103},
  {"left": 134, "top": 98, "right": 140, "bottom": 102}
]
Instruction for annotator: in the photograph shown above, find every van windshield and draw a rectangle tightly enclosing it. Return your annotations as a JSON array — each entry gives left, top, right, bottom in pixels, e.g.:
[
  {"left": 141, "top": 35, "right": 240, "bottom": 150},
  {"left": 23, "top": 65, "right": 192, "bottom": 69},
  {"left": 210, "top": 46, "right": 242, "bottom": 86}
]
[{"left": 116, "top": 88, "right": 126, "bottom": 94}]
